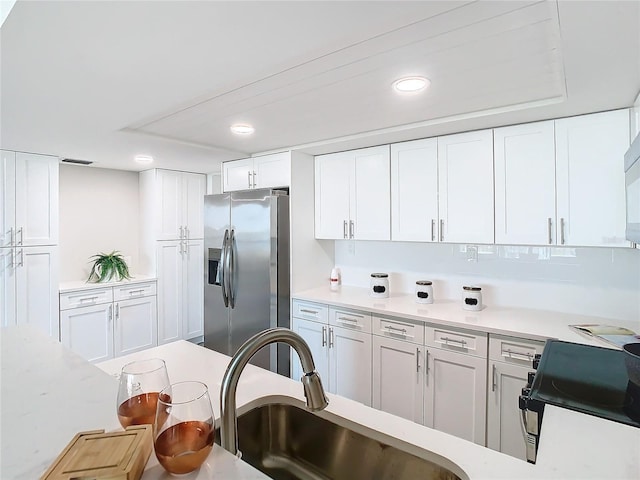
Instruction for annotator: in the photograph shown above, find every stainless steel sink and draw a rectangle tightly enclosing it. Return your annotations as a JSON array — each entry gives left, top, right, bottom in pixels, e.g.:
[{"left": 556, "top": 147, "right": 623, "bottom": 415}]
[{"left": 216, "top": 402, "right": 464, "bottom": 480}]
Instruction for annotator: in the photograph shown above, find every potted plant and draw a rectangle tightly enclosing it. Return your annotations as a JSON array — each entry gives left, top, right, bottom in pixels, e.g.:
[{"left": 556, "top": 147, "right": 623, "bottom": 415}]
[{"left": 87, "top": 251, "right": 132, "bottom": 283}]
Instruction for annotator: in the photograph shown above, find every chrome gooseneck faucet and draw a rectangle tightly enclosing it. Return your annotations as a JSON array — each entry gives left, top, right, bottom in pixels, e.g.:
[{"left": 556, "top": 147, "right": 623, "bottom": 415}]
[{"left": 219, "top": 328, "right": 329, "bottom": 455}]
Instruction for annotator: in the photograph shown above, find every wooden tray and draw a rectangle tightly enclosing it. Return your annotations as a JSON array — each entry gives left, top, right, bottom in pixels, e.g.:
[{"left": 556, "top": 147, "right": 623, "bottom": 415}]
[{"left": 41, "top": 425, "right": 152, "bottom": 480}]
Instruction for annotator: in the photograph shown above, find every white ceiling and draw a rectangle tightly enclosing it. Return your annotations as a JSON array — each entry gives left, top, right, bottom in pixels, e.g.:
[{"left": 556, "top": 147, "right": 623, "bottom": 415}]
[{"left": 1, "top": 0, "right": 639, "bottom": 173}]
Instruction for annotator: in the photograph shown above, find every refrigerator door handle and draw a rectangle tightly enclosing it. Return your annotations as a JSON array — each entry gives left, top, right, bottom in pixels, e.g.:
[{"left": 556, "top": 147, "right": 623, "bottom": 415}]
[
  {"left": 228, "top": 229, "right": 236, "bottom": 309},
  {"left": 221, "top": 229, "right": 230, "bottom": 307}
]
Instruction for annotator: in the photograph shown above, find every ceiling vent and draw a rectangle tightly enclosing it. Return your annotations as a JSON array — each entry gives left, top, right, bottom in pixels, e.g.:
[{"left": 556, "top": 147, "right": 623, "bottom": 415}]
[{"left": 60, "top": 158, "right": 93, "bottom": 166}]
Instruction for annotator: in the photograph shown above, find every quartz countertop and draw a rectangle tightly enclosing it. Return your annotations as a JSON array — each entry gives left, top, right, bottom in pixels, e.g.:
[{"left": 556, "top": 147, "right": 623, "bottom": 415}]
[
  {"left": 2, "top": 326, "right": 638, "bottom": 479},
  {"left": 293, "top": 286, "right": 640, "bottom": 346},
  {"left": 59, "top": 275, "right": 157, "bottom": 293}
]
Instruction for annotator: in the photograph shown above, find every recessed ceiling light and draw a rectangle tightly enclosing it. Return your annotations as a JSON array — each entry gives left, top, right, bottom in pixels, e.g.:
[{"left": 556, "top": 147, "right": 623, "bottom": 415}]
[
  {"left": 230, "top": 124, "right": 255, "bottom": 135},
  {"left": 393, "top": 76, "right": 430, "bottom": 93},
  {"left": 134, "top": 155, "right": 154, "bottom": 164}
]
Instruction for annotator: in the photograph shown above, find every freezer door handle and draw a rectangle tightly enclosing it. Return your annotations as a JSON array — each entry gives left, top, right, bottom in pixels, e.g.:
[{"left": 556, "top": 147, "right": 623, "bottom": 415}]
[
  {"left": 221, "top": 229, "right": 230, "bottom": 307},
  {"left": 228, "top": 229, "right": 236, "bottom": 309}
]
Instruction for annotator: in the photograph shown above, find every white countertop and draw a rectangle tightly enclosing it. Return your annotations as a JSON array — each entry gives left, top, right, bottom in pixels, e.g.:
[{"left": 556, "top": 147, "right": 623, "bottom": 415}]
[
  {"left": 59, "top": 275, "right": 157, "bottom": 293},
  {"left": 2, "top": 326, "right": 638, "bottom": 479},
  {"left": 293, "top": 286, "right": 640, "bottom": 346}
]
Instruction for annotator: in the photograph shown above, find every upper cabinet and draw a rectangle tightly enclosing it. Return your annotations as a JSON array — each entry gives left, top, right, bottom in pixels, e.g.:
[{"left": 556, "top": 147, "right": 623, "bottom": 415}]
[
  {"left": 391, "top": 139, "right": 438, "bottom": 242},
  {"left": 494, "top": 121, "right": 556, "bottom": 245},
  {"left": 222, "top": 152, "right": 290, "bottom": 192},
  {"left": 437, "top": 130, "right": 494, "bottom": 244},
  {"left": 139, "top": 169, "right": 206, "bottom": 241},
  {"left": 555, "top": 109, "right": 630, "bottom": 247},
  {"left": 315, "top": 145, "right": 390, "bottom": 240},
  {"left": 1, "top": 150, "right": 59, "bottom": 247}
]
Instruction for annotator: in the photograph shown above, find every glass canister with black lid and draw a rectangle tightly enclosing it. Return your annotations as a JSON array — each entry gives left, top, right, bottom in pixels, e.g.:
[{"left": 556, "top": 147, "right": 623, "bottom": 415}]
[
  {"left": 462, "top": 285, "right": 482, "bottom": 311},
  {"left": 415, "top": 280, "right": 433, "bottom": 304},
  {"left": 370, "top": 273, "right": 389, "bottom": 298}
]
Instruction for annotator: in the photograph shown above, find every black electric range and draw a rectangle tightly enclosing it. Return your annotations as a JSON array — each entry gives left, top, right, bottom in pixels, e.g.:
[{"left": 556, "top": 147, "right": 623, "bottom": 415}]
[{"left": 518, "top": 339, "right": 640, "bottom": 463}]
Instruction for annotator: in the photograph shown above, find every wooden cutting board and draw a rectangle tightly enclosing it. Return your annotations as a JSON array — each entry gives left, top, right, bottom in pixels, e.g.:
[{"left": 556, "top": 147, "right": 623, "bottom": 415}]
[{"left": 40, "top": 425, "right": 152, "bottom": 480}]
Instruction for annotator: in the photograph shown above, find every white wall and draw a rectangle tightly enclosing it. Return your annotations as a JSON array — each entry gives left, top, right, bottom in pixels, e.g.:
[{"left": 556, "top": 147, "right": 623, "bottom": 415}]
[
  {"left": 59, "top": 165, "right": 139, "bottom": 281},
  {"left": 335, "top": 241, "right": 640, "bottom": 322}
]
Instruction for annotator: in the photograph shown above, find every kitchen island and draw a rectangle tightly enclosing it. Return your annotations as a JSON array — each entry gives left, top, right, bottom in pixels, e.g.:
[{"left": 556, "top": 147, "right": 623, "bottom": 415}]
[{"left": 1, "top": 326, "right": 639, "bottom": 479}]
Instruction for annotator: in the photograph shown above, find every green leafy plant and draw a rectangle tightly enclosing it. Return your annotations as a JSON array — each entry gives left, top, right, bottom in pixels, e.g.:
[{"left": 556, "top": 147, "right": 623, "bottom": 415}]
[{"left": 87, "top": 251, "right": 132, "bottom": 283}]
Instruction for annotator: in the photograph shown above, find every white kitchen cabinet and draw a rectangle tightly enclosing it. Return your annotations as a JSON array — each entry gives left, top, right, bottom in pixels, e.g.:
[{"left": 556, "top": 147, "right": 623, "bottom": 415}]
[
  {"left": 555, "top": 109, "right": 630, "bottom": 247},
  {"left": 424, "top": 346, "right": 487, "bottom": 445},
  {"left": 487, "top": 335, "right": 545, "bottom": 460},
  {"left": 373, "top": 335, "right": 424, "bottom": 423},
  {"left": 140, "top": 169, "right": 206, "bottom": 241},
  {"left": 59, "top": 280, "right": 157, "bottom": 363},
  {"left": 156, "top": 239, "right": 203, "bottom": 344},
  {"left": 494, "top": 121, "right": 557, "bottom": 245},
  {"left": 391, "top": 138, "right": 438, "bottom": 242},
  {"left": 1, "top": 150, "right": 59, "bottom": 248},
  {"left": 222, "top": 152, "right": 290, "bottom": 192},
  {"left": 328, "top": 325, "right": 372, "bottom": 406},
  {"left": 291, "top": 301, "right": 372, "bottom": 405},
  {"left": 437, "top": 130, "right": 494, "bottom": 244},
  {"left": 315, "top": 145, "right": 390, "bottom": 240}
]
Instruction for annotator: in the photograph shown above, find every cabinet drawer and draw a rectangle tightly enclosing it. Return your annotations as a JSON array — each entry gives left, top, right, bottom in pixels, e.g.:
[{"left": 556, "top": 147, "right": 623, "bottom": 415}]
[
  {"left": 373, "top": 316, "right": 424, "bottom": 344},
  {"left": 292, "top": 300, "right": 328, "bottom": 323},
  {"left": 426, "top": 325, "right": 487, "bottom": 358},
  {"left": 60, "top": 288, "right": 113, "bottom": 310},
  {"left": 329, "top": 307, "right": 371, "bottom": 333},
  {"left": 489, "top": 335, "right": 546, "bottom": 366},
  {"left": 113, "top": 282, "right": 157, "bottom": 301}
]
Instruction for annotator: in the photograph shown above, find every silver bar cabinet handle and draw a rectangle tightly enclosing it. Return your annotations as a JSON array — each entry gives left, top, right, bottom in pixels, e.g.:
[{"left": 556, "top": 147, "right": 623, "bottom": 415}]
[
  {"left": 322, "top": 326, "right": 327, "bottom": 347},
  {"left": 17, "top": 227, "right": 23, "bottom": 246},
  {"left": 247, "top": 171, "right": 252, "bottom": 188},
  {"left": 252, "top": 171, "right": 257, "bottom": 187},
  {"left": 440, "top": 220, "right": 444, "bottom": 242},
  {"left": 560, "top": 217, "right": 565, "bottom": 245},
  {"left": 17, "top": 249, "right": 24, "bottom": 267},
  {"left": 431, "top": 219, "right": 435, "bottom": 241},
  {"left": 349, "top": 220, "right": 354, "bottom": 239},
  {"left": 547, "top": 218, "right": 552, "bottom": 244},
  {"left": 179, "top": 226, "right": 184, "bottom": 239},
  {"left": 343, "top": 220, "right": 348, "bottom": 239},
  {"left": 329, "top": 327, "right": 334, "bottom": 348},
  {"left": 8, "top": 227, "right": 13, "bottom": 247},
  {"left": 492, "top": 364, "right": 497, "bottom": 392},
  {"left": 416, "top": 348, "right": 420, "bottom": 373}
]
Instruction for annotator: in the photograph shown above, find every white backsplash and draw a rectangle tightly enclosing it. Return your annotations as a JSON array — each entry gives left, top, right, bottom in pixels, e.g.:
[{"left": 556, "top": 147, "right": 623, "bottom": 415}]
[{"left": 334, "top": 241, "right": 640, "bottom": 322}]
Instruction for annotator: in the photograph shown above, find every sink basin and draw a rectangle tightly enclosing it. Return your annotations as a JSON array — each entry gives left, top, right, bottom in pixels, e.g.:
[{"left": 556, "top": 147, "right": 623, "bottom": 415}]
[{"left": 216, "top": 402, "right": 463, "bottom": 480}]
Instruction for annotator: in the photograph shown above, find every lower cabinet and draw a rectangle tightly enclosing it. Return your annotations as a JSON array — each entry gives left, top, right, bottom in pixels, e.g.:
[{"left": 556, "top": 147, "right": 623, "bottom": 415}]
[
  {"left": 60, "top": 281, "right": 157, "bottom": 363},
  {"left": 425, "top": 347, "right": 487, "bottom": 445},
  {"left": 291, "top": 303, "right": 372, "bottom": 406},
  {"left": 486, "top": 335, "right": 545, "bottom": 460},
  {"left": 373, "top": 335, "right": 424, "bottom": 424},
  {"left": 156, "top": 239, "right": 203, "bottom": 344}
]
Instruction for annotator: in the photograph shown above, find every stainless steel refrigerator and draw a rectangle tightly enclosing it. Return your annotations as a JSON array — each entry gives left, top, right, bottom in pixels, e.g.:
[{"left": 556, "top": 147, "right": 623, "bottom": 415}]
[{"left": 203, "top": 188, "right": 290, "bottom": 375}]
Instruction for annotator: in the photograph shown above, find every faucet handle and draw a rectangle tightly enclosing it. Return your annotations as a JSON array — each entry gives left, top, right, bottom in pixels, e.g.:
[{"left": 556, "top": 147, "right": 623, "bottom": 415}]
[{"left": 301, "top": 371, "right": 329, "bottom": 411}]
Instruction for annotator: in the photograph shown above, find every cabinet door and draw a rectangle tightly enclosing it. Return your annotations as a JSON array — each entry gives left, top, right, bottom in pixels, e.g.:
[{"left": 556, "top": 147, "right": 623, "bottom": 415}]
[
  {"left": 0, "top": 151, "right": 16, "bottom": 248},
  {"left": 223, "top": 158, "right": 254, "bottom": 192},
  {"left": 156, "top": 241, "right": 183, "bottom": 344},
  {"left": 373, "top": 336, "right": 424, "bottom": 423},
  {"left": 391, "top": 139, "right": 438, "bottom": 242},
  {"left": 253, "top": 152, "right": 290, "bottom": 189},
  {"left": 114, "top": 297, "right": 158, "bottom": 357},
  {"left": 424, "top": 348, "right": 487, "bottom": 445},
  {"left": 291, "top": 317, "right": 329, "bottom": 383},
  {"left": 556, "top": 109, "right": 630, "bottom": 247},
  {"left": 60, "top": 303, "right": 113, "bottom": 363},
  {"left": 438, "top": 130, "right": 494, "bottom": 243},
  {"left": 182, "top": 239, "right": 204, "bottom": 340},
  {"left": 15, "top": 246, "right": 59, "bottom": 339},
  {"left": 314, "top": 152, "right": 352, "bottom": 239},
  {"left": 494, "top": 121, "right": 556, "bottom": 245},
  {"left": 352, "top": 146, "right": 390, "bottom": 240},
  {"left": 0, "top": 248, "right": 15, "bottom": 327},
  {"left": 329, "top": 326, "right": 372, "bottom": 406},
  {"left": 155, "top": 170, "right": 184, "bottom": 240},
  {"left": 183, "top": 173, "right": 206, "bottom": 239},
  {"left": 487, "top": 361, "right": 530, "bottom": 461},
  {"left": 14, "top": 153, "right": 58, "bottom": 246}
]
